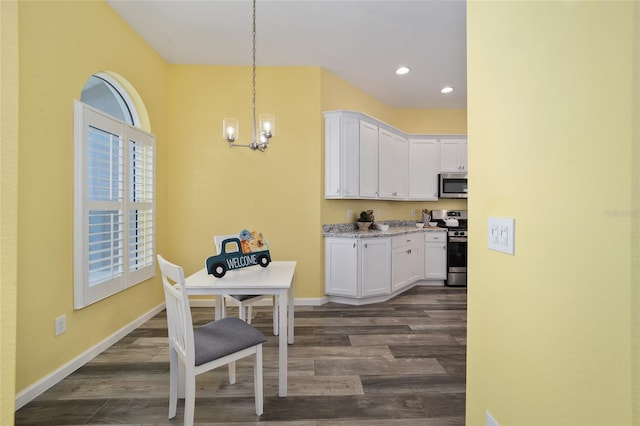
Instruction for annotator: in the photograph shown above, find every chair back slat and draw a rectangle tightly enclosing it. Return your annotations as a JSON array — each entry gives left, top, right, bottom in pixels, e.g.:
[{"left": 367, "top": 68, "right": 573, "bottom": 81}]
[
  {"left": 213, "top": 234, "right": 240, "bottom": 255},
  {"left": 157, "top": 254, "right": 195, "bottom": 366}
]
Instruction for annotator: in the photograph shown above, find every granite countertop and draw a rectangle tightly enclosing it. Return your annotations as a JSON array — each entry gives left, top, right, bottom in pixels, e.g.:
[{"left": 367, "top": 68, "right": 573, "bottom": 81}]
[{"left": 323, "top": 220, "right": 446, "bottom": 238}]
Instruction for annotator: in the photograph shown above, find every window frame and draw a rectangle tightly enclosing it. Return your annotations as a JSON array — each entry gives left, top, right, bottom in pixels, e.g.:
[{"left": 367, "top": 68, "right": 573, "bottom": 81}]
[{"left": 73, "top": 100, "right": 156, "bottom": 309}]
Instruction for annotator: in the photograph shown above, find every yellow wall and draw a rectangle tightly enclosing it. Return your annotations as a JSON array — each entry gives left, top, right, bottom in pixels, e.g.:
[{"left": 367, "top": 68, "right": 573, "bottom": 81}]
[
  {"left": 466, "top": 1, "right": 637, "bottom": 424},
  {"left": 164, "top": 65, "right": 324, "bottom": 298},
  {"left": 15, "top": 0, "right": 168, "bottom": 392},
  {"left": 1, "top": 1, "right": 19, "bottom": 422},
  {"left": 633, "top": 0, "right": 640, "bottom": 421}
]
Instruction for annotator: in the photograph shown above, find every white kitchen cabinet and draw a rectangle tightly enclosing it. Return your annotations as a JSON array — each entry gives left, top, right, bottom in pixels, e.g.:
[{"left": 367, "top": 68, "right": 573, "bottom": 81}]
[
  {"left": 324, "top": 112, "right": 359, "bottom": 198},
  {"left": 424, "top": 231, "right": 447, "bottom": 280},
  {"left": 440, "top": 138, "right": 468, "bottom": 172},
  {"left": 379, "top": 131, "right": 408, "bottom": 199},
  {"left": 391, "top": 234, "right": 423, "bottom": 292},
  {"left": 361, "top": 238, "right": 392, "bottom": 297},
  {"left": 324, "top": 238, "right": 358, "bottom": 297},
  {"left": 408, "top": 138, "right": 439, "bottom": 200},
  {"left": 359, "top": 120, "right": 379, "bottom": 198},
  {"left": 324, "top": 237, "right": 390, "bottom": 298},
  {"left": 324, "top": 110, "right": 467, "bottom": 200}
]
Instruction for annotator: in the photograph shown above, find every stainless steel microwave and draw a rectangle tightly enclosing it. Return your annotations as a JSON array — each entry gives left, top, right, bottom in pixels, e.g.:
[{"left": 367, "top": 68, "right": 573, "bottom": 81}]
[{"left": 439, "top": 173, "right": 468, "bottom": 198}]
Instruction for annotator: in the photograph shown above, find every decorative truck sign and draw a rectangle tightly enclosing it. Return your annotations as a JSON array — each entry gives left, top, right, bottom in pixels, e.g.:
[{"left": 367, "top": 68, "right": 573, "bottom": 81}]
[{"left": 205, "top": 230, "right": 271, "bottom": 278}]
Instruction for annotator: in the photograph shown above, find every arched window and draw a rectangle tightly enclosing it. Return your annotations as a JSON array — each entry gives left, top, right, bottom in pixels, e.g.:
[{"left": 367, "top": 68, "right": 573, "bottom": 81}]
[
  {"left": 80, "top": 73, "right": 137, "bottom": 125},
  {"left": 74, "top": 73, "right": 155, "bottom": 309}
]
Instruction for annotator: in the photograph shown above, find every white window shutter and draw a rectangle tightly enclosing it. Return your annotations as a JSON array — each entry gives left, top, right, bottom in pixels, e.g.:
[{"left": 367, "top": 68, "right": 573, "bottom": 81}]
[{"left": 74, "top": 101, "right": 155, "bottom": 309}]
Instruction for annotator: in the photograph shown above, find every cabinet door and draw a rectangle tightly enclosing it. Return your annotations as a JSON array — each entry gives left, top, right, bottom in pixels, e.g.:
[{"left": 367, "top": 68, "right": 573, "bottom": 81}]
[
  {"left": 324, "top": 114, "right": 359, "bottom": 198},
  {"left": 440, "top": 138, "right": 468, "bottom": 172},
  {"left": 392, "top": 243, "right": 422, "bottom": 292},
  {"left": 325, "top": 238, "right": 358, "bottom": 296},
  {"left": 360, "top": 238, "right": 391, "bottom": 297},
  {"left": 359, "top": 121, "right": 379, "bottom": 198},
  {"left": 459, "top": 139, "right": 468, "bottom": 172},
  {"left": 405, "top": 243, "right": 422, "bottom": 284},
  {"left": 391, "top": 235, "right": 422, "bottom": 292},
  {"left": 324, "top": 116, "right": 342, "bottom": 198},
  {"left": 393, "top": 134, "right": 409, "bottom": 199},
  {"left": 424, "top": 239, "right": 447, "bottom": 280},
  {"left": 408, "top": 138, "right": 439, "bottom": 200},
  {"left": 377, "top": 129, "right": 395, "bottom": 199},
  {"left": 379, "top": 131, "right": 409, "bottom": 199}
]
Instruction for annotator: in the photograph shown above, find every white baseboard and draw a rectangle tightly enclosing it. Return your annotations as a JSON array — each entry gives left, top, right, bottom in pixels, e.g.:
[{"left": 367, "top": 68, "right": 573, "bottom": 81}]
[
  {"left": 15, "top": 302, "right": 166, "bottom": 410},
  {"left": 15, "top": 296, "right": 325, "bottom": 410}
]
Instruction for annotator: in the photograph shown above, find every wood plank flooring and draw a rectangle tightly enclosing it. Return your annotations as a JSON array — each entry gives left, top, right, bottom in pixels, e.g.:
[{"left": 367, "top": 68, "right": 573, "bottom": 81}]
[{"left": 15, "top": 286, "right": 467, "bottom": 425}]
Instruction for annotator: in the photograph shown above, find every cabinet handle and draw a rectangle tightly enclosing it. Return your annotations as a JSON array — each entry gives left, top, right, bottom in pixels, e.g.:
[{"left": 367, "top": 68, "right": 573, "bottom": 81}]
[
  {"left": 353, "top": 243, "right": 356, "bottom": 248},
  {"left": 443, "top": 246, "right": 446, "bottom": 250},
  {"left": 364, "top": 243, "right": 368, "bottom": 248},
  {"left": 407, "top": 249, "right": 411, "bottom": 254}
]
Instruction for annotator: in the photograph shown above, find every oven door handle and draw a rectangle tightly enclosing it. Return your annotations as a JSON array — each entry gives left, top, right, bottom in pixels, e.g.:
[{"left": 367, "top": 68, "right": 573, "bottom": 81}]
[{"left": 448, "top": 237, "right": 468, "bottom": 242}]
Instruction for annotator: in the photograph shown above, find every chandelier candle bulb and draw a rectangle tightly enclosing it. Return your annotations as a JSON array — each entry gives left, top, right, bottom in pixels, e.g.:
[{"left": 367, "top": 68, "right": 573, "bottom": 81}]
[
  {"left": 259, "top": 113, "right": 275, "bottom": 138},
  {"left": 223, "top": 118, "right": 238, "bottom": 142}
]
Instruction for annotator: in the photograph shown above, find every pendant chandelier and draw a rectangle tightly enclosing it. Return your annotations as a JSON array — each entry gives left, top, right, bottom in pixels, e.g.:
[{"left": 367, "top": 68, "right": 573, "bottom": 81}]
[{"left": 223, "top": 0, "right": 275, "bottom": 152}]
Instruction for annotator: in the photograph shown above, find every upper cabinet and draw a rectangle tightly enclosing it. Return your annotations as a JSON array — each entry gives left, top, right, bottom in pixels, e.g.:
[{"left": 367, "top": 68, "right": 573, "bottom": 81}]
[
  {"left": 359, "top": 120, "right": 379, "bottom": 198},
  {"left": 323, "top": 110, "right": 465, "bottom": 200},
  {"left": 408, "top": 138, "right": 439, "bottom": 200},
  {"left": 440, "top": 138, "right": 468, "bottom": 172},
  {"left": 324, "top": 111, "right": 359, "bottom": 198},
  {"left": 379, "top": 131, "right": 408, "bottom": 199}
]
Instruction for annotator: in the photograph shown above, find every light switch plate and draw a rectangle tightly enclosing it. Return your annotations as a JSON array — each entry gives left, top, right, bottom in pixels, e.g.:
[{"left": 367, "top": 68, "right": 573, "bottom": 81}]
[
  {"left": 486, "top": 410, "right": 500, "bottom": 426},
  {"left": 488, "top": 217, "right": 515, "bottom": 255}
]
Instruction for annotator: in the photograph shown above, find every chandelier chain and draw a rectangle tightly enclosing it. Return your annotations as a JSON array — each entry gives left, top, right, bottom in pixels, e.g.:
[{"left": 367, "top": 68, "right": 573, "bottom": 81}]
[{"left": 251, "top": 0, "right": 257, "bottom": 144}]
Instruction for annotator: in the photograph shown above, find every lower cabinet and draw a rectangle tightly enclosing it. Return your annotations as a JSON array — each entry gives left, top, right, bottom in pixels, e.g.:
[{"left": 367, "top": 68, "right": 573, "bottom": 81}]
[
  {"left": 424, "top": 232, "right": 447, "bottom": 280},
  {"left": 325, "top": 238, "right": 359, "bottom": 297},
  {"left": 324, "top": 237, "right": 391, "bottom": 298},
  {"left": 391, "top": 234, "right": 423, "bottom": 292},
  {"left": 325, "top": 230, "right": 448, "bottom": 304},
  {"left": 361, "top": 238, "right": 392, "bottom": 297}
]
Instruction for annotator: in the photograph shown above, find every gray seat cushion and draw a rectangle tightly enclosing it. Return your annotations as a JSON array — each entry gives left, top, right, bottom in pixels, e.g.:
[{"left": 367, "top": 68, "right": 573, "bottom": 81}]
[{"left": 193, "top": 317, "right": 266, "bottom": 366}]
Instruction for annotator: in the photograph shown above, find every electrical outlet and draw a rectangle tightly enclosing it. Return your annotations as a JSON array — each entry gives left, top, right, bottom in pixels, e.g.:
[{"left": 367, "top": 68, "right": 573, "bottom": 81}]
[
  {"left": 376, "top": 210, "right": 381, "bottom": 219},
  {"left": 55, "top": 315, "right": 66, "bottom": 336},
  {"left": 410, "top": 209, "right": 416, "bottom": 217},
  {"left": 347, "top": 209, "right": 353, "bottom": 220}
]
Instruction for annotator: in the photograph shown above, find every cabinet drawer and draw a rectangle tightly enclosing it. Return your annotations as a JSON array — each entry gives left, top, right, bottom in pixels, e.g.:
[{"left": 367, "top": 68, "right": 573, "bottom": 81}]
[
  {"left": 392, "top": 234, "right": 420, "bottom": 248},
  {"left": 424, "top": 232, "right": 446, "bottom": 242}
]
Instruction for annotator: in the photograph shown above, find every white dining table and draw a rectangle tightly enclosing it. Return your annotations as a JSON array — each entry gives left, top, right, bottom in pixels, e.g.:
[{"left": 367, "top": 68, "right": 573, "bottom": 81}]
[{"left": 183, "top": 260, "right": 296, "bottom": 397}]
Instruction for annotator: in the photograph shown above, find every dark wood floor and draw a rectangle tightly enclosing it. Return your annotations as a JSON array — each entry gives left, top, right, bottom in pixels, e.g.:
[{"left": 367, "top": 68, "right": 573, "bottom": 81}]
[{"left": 15, "top": 285, "right": 467, "bottom": 425}]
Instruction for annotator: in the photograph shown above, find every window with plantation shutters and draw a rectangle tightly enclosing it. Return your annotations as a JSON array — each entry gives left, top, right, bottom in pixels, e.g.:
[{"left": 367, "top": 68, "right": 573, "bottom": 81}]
[{"left": 74, "top": 100, "right": 155, "bottom": 309}]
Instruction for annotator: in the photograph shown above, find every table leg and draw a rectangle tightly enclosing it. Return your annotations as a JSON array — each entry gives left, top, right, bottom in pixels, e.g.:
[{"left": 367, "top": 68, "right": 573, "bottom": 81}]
[
  {"left": 214, "top": 295, "right": 223, "bottom": 321},
  {"left": 278, "top": 289, "right": 288, "bottom": 397},
  {"left": 288, "top": 277, "right": 295, "bottom": 344}
]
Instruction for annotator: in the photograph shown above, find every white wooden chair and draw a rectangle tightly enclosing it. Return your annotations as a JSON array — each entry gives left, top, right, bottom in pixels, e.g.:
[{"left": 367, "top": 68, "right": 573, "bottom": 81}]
[
  {"left": 214, "top": 234, "right": 279, "bottom": 335},
  {"left": 157, "top": 254, "right": 265, "bottom": 425}
]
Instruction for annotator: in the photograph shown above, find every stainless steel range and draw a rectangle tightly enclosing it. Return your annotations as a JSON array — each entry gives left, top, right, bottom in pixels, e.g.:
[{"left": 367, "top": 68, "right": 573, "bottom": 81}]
[{"left": 431, "top": 209, "right": 467, "bottom": 287}]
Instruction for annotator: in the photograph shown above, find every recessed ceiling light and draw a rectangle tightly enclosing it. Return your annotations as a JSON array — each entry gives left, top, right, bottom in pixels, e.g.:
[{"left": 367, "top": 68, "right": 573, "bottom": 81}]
[
  {"left": 395, "top": 66, "right": 410, "bottom": 76},
  {"left": 441, "top": 86, "right": 454, "bottom": 94}
]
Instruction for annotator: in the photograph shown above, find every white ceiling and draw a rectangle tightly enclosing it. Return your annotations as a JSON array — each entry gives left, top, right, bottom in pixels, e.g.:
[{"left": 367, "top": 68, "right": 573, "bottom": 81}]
[{"left": 107, "top": 0, "right": 467, "bottom": 109}]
